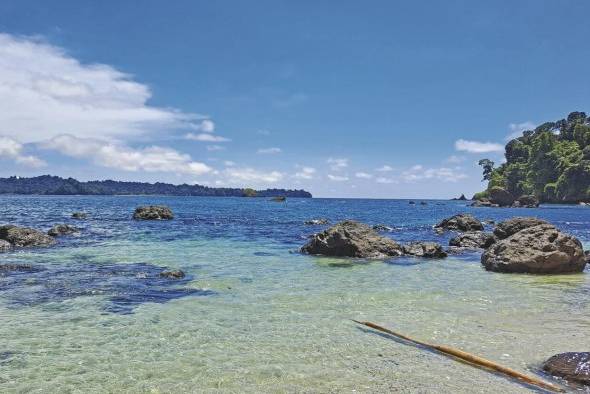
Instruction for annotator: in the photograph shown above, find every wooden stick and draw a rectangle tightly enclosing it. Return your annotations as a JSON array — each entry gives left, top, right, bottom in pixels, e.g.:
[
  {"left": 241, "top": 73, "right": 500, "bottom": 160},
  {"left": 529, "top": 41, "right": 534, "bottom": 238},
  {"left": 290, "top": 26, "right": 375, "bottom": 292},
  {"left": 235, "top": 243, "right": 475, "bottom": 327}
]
[{"left": 353, "top": 320, "right": 564, "bottom": 393}]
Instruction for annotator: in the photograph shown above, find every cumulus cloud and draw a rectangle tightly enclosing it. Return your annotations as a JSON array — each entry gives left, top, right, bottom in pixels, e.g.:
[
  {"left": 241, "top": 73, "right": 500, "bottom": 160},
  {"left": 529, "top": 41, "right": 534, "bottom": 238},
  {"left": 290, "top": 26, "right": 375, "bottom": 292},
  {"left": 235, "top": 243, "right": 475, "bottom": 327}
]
[
  {"left": 376, "top": 165, "right": 393, "bottom": 172},
  {"left": 355, "top": 172, "right": 373, "bottom": 179},
  {"left": 402, "top": 165, "right": 467, "bottom": 183},
  {"left": 327, "top": 174, "right": 349, "bottom": 181},
  {"left": 0, "top": 33, "right": 204, "bottom": 143},
  {"left": 375, "top": 176, "right": 397, "bottom": 184},
  {"left": 293, "top": 166, "right": 316, "bottom": 180},
  {"left": 0, "top": 136, "right": 46, "bottom": 167},
  {"left": 327, "top": 157, "right": 348, "bottom": 171},
  {"left": 42, "top": 134, "right": 212, "bottom": 175},
  {"left": 506, "top": 121, "right": 536, "bottom": 140},
  {"left": 185, "top": 133, "right": 231, "bottom": 142},
  {"left": 257, "top": 147, "right": 282, "bottom": 154},
  {"left": 223, "top": 167, "right": 283, "bottom": 184},
  {"left": 194, "top": 119, "right": 215, "bottom": 133},
  {"left": 454, "top": 139, "right": 504, "bottom": 153}
]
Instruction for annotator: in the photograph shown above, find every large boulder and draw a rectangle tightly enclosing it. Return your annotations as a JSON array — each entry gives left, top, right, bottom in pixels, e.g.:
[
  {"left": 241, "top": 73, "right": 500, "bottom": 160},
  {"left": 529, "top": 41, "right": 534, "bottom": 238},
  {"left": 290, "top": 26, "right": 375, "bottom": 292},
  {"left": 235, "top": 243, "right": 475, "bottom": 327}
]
[
  {"left": 133, "top": 205, "right": 174, "bottom": 220},
  {"left": 402, "top": 242, "right": 447, "bottom": 258},
  {"left": 493, "top": 217, "right": 548, "bottom": 240},
  {"left": 434, "top": 214, "right": 484, "bottom": 232},
  {"left": 47, "top": 224, "right": 79, "bottom": 237},
  {"left": 515, "top": 195, "right": 539, "bottom": 208},
  {"left": 488, "top": 187, "right": 515, "bottom": 207},
  {"left": 449, "top": 232, "right": 496, "bottom": 249},
  {"left": 481, "top": 224, "right": 586, "bottom": 273},
  {"left": 542, "top": 352, "right": 590, "bottom": 386},
  {"left": 301, "top": 220, "right": 403, "bottom": 258},
  {"left": 0, "top": 225, "right": 56, "bottom": 248}
]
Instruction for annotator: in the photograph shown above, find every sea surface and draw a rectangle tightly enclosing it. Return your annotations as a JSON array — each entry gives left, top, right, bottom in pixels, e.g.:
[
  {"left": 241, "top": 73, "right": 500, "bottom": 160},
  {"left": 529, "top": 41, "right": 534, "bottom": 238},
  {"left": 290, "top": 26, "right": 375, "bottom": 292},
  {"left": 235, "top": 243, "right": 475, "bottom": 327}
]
[{"left": 0, "top": 196, "right": 589, "bottom": 393}]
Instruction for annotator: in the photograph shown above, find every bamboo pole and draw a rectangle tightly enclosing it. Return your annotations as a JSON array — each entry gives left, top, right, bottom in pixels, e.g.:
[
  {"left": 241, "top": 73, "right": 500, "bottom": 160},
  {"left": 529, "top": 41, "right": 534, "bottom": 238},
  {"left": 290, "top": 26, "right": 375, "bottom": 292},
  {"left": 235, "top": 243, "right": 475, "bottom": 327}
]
[{"left": 352, "top": 320, "right": 564, "bottom": 393}]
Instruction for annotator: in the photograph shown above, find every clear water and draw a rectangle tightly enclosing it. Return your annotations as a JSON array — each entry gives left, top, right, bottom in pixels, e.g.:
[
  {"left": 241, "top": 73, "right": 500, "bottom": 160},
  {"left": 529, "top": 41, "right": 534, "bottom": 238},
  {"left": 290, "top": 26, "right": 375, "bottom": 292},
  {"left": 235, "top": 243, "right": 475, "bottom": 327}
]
[{"left": 0, "top": 196, "right": 589, "bottom": 393}]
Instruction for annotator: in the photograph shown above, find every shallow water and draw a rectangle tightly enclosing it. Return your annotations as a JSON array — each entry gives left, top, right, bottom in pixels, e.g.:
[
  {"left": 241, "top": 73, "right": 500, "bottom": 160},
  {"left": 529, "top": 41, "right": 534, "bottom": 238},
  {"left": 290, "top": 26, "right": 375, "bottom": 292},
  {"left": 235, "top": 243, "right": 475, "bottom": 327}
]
[{"left": 0, "top": 196, "right": 589, "bottom": 393}]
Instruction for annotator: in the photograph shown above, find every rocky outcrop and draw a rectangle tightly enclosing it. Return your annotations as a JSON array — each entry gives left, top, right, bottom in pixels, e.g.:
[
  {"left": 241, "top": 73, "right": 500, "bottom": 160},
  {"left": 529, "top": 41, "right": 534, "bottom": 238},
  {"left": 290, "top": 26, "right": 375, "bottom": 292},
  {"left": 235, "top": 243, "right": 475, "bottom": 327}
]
[
  {"left": 452, "top": 194, "right": 468, "bottom": 201},
  {"left": 133, "top": 205, "right": 174, "bottom": 220},
  {"left": 301, "top": 220, "right": 403, "bottom": 258},
  {"left": 471, "top": 199, "right": 499, "bottom": 208},
  {"left": 72, "top": 212, "right": 87, "bottom": 219},
  {"left": 304, "top": 219, "right": 330, "bottom": 225},
  {"left": 47, "top": 224, "right": 79, "bottom": 237},
  {"left": 493, "top": 217, "right": 548, "bottom": 239},
  {"left": 434, "top": 214, "right": 484, "bottom": 232},
  {"left": 0, "top": 225, "right": 56, "bottom": 248},
  {"left": 0, "top": 240, "right": 11, "bottom": 252},
  {"left": 488, "top": 187, "right": 515, "bottom": 207},
  {"left": 159, "top": 270, "right": 185, "bottom": 279},
  {"left": 449, "top": 232, "right": 496, "bottom": 249},
  {"left": 542, "top": 352, "right": 590, "bottom": 386},
  {"left": 514, "top": 195, "right": 539, "bottom": 208},
  {"left": 481, "top": 224, "right": 586, "bottom": 273},
  {"left": 402, "top": 242, "right": 447, "bottom": 258}
]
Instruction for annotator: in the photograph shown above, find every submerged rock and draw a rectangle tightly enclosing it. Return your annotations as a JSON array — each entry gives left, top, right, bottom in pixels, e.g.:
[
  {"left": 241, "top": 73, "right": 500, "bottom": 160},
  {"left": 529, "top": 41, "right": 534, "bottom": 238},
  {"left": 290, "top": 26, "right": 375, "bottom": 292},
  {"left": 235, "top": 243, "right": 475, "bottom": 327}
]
[
  {"left": 543, "top": 352, "right": 590, "bottom": 386},
  {"left": 402, "top": 242, "right": 447, "bottom": 258},
  {"left": 47, "top": 224, "right": 79, "bottom": 237},
  {"left": 373, "top": 224, "right": 393, "bottom": 232},
  {"left": 481, "top": 224, "right": 586, "bottom": 274},
  {"left": 0, "top": 263, "right": 35, "bottom": 272},
  {"left": 449, "top": 231, "right": 496, "bottom": 249},
  {"left": 301, "top": 220, "right": 403, "bottom": 258},
  {"left": 159, "top": 270, "right": 185, "bottom": 279},
  {"left": 0, "top": 225, "right": 56, "bottom": 248},
  {"left": 133, "top": 205, "right": 174, "bottom": 220},
  {"left": 0, "top": 240, "right": 11, "bottom": 252},
  {"left": 493, "top": 217, "right": 548, "bottom": 240},
  {"left": 304, "top": 219, "right": 330, "bottom": 225},
  {"left": 72, "top": 212, "right": 88, "bottom": 219},
  {"left": 434, "top": 214, "right": 484, "bottom": 232}
]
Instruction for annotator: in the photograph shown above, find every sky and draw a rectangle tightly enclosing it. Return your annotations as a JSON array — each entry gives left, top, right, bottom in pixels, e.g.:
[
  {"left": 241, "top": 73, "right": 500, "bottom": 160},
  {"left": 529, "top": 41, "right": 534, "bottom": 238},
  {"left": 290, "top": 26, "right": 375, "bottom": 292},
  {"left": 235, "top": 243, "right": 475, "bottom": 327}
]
[{"left": 0, "top": 1, "right": 589, "bottom": 198}]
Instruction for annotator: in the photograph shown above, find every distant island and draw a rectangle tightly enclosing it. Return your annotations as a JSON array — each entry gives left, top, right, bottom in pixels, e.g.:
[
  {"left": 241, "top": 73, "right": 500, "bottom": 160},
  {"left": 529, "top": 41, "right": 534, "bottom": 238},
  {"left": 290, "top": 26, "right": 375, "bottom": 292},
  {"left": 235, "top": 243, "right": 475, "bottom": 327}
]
[
  {"left": 476, "top": 111, "right": 590, "bottom": 205},
  {"left": 0, "top": 175, "right": 312, "bottom": 198}
]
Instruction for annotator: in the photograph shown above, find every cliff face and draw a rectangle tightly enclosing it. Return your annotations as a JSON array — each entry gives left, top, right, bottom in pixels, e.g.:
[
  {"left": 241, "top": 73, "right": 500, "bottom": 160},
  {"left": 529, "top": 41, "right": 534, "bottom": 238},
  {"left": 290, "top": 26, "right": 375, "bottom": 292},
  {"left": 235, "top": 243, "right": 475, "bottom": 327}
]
[
  {"left": 479, "top": 111, "right": 590, "bottom": 204},
  {"left": 0, "top": 175, "right": 312, "bottom": 198}
]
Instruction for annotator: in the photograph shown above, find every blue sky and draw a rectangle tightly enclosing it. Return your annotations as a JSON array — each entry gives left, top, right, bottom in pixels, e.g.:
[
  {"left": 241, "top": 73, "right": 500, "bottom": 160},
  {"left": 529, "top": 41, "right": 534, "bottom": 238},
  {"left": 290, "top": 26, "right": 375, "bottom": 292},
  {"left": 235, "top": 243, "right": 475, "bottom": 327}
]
[{"left": 0, "top": 1, "right": 589, "bottom": 198}]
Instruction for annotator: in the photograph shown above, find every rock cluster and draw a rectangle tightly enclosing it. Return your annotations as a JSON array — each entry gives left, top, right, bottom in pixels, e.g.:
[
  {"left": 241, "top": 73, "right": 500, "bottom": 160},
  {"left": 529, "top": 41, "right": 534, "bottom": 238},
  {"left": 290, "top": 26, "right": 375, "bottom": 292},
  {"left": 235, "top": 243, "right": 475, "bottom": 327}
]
[
  {"left": 0, "top": 225, "right": 55, "bottom": 248},
  {"left": 402, "top": 242, "right": 447, "bottom": 258},
  {"left": 133, "top": 205, "right": 174, "bottom": 220},
  {"left": 472, "top": 188, "right": 539, "bottom": 208},
  {"left": 434, "top": 214, "right": 484, "bottom": 232},
  {"left": 47, "top": 224, "right": 79, "bottom": 237}
]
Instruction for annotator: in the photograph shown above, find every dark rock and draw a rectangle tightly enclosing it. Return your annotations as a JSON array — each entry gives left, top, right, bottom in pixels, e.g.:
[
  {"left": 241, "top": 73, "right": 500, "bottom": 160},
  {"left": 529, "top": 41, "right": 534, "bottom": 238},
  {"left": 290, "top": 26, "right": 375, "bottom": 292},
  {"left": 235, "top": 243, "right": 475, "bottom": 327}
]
[
  {"left": 409, "top": 201, "right": 415, "bottom": 205},
  {"left": 72, "top": 212, "right": 88, "bottom": 219},
  {"left": 493, "top": 217, "right": 548, "bottom": 239},
  {"left": 481, "top": 224, "right": 586, "bottom": 273},
  {"left": 0, "top": 263, "right": 35, "bottom": 272},
  {"left": 133, "top": 205, "right": 174, "bottom": 220},
  {"left": 542, "top": 352, "right": 590, "bottom": 385},
  {"left": 483, "top": 219, "right": 495, "bottom": 225},
  {"left": 471, "top": 199, "right": 499, "bottom": 208},
  {"left": 434, "top": 214, "right": 484, "bottom": 232},
  {"left": 488, "top": 187, "right": 515, "bottom": 207},
  {"left": 420, "top": 201, "right": 427, "bottom": 205},
  {"left": 373, "top": 224, "right": 393, "bottom": 232},
  {"left": 301, "top": 220, "right": 403, "bottom": 258},
  {"left": 159, "top": 270, "right": 185, "bottom": 279},
  {"left": 515, "top": 194, "right": 539, "bottom": 208},
  {"left": 304, "top": 219, "right": 330, "bottom": 225},
  {"left": 449, "top": 232, "right": 496, "bottom": 249},
  {"left": 0, "top": 225, "right": 56, "bottom": 248},
  {"left": 402, "top": 242, "right": 447, "bottom": 258},
  {"left": 47, "top": 224, "right": 79, "bottom": 237},
  {"left": 452, "top": 194, "right": 468, "bottom": 201},
  {"left": 0, "top": 240, "right": 11, "bottom": 252}
]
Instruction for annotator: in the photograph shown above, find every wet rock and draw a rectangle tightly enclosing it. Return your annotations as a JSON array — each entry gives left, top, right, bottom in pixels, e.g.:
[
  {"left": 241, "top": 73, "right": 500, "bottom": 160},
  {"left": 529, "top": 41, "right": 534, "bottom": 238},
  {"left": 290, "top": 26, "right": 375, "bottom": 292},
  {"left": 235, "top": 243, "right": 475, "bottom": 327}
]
[
  {"left": 0, "top": 240, "right": 11, "bottom": 252},
  {"left": 449, "top": 232, "right": 496, "bottom": 249},
  {"left": 493, "top": 217, "right": 548, "bottom": 240},
  {"left": 409, "top": 201, "right": 415, "bottom": 205},
  {"left": 133, "top": 205, "right": 174, "bottom": 220},
  {"left": 47, "top": 224, "right": 79, "bottom": 237},
  {"left": 301, "top": 220, "right": 403, "bottom": 258},
  {"left": 434, "top": 214, "right": 484, "bottom": 232},
  {"left": 471, "top": 199, "right": 499, "bottom": 208},
  {"left": 515, "top": 194, "right": 539, "bottom": 208},
  {"left": 304, "top": 219, "right": 330, "bottom": 225},
  {"left": 402, "top": 242, "right": 447, "bottom": 258},
  {"left": 489, "top": 187, "right": 516, "bottom": 207},
  {"left": 0, "top": 225, "right": 56, "bottom": 248},
  {"left": 483, "top": 219, "right": 495, "bottom": 225},
  {"left": 373, "top": 224, "right": 393, "bottom": 232},
  {"left": 159, "top": 270, "right": 185, "bottom": 279},
  {"left": 481, "top": 224, "right": 586, "bottom": 274},
  {"left": 72, "top": 212, "right": 87, "bottom": 219},
  {"left": 0, "top": 263, "right": 35, "bottom": 272},
  {"left": 420, "top": 201, "right": 428, "bottom": 205},
  {"left": 542, "top": 352, "right": 590, "bottom": 385}
]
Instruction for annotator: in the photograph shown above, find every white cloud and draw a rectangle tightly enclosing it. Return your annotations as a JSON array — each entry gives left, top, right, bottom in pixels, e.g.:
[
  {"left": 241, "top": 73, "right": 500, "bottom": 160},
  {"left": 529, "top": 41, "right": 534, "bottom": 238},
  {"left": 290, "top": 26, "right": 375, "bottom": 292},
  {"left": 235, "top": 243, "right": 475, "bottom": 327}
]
[
  {"left": 42, "top": 134, "right": 212, "bottom": 175},
  {"left": 506, "top": 121, "right": 536, "bottom": 140},
  {"left": 185, "top": 133, "right": 230, "bottom": 142},
  {"left": 257, "top": 129, "right": 271, "bottom": 136},
  {"left": 224, "top": 167, "right": 283, "bottom": 184},
  {"left": 375, "top": 176, "right": 396, "bottom": 184},
  {"left": 402, "top": 165, "right": 467, "bottom": 183},
  {"left": 376, "top": 165, "right": 393, "bottom": 172},
  {"left": 193, "top": 119, "right": 215, "bottom": 133},
  {"left": 294, "top": 166, "right": 316, "bottom": 180},
  {"left": 445, "top": 155, "right": 466, "bottom": 164},
  {"left": 327, "top": 157, "right": 348, "bottom": 171},
  {"left": 206, "top": 145, "right": 225, "bottom": 151},
  {"left": 327, "top": 174, "right": 349, "bottom": 181},
  {"left": 257, "top": 147, "right": 282, "bottom": 154},
  {"left": 355, "top": 172, "right": 373, "bottom": 179},
  {"left": 224, "top": 160, "right": 236, "bottom": 167},
  {"left": 0, "top": 33, "right": 203, "bottom": 143},
  {"left": 0, "top": 136, "right": 46, "bottom": 167},
  {"left": 454, "top": 139, "right": 504, "bottom": 153}
]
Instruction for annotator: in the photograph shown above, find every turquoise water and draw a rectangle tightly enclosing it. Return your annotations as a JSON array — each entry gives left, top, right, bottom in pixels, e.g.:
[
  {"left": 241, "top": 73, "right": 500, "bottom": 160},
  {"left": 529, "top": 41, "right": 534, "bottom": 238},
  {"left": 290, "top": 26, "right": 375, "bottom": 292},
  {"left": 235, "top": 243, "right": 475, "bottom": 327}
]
[{"left": 0, "top": 196, "right": 589, "bottom": 393}]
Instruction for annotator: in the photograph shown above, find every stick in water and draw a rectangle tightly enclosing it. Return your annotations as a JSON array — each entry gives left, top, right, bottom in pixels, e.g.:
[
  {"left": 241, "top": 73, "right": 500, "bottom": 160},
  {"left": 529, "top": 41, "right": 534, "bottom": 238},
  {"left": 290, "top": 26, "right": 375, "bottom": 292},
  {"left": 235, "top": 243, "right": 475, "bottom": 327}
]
[{"left": 352, "top": 320, "right": 564, "bottom": 393}]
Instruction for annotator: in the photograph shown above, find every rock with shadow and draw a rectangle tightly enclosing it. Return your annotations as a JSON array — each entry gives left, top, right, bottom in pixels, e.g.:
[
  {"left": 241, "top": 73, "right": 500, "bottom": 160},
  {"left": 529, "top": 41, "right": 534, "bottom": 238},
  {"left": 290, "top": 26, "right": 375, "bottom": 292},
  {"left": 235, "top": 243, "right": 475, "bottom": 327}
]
[
  {"left": 402, "top": 242, "right": 447, "bottom": 258},
  {"left": 47, "top": 224, "right": 79, "bottom": 237},
  {"left": 449, "top": 231, "right": 496, "bottom": 249},
  {"left": 133, "top": 205, "right": 174, "bottom": 220},
  {"left": 0, "top": 225, "right": 55, "bottom": 248},
  {"left": 434, "top": 214, "right": 483, "bottom": 232},
  {"left": 543, "top": 352, "right": 590, "bottom": 386}
]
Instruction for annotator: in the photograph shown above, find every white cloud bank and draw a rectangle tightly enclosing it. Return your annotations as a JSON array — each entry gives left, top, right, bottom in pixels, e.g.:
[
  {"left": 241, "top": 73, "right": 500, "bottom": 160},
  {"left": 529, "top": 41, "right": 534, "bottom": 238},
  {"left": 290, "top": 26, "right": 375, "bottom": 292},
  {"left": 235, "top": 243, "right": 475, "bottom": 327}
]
[
  {"left": 224, "top": 167, "right": 283, "bottom": 184},
  {"left": 0, "top": 136, "right": 45, "bottom": 167},
  {"left": 355, "top": 172, "right": 373, "bottom": 179},
  {"left": 402, "top": 164, "right": 467, "bottom": 183},
  {"left": 327, "top": 157, "right": 348, "bottom": 171},
  {"left": 454, "top": 139, "right": 504, "bottom": 153},
  {"left": 294, "top": 166, "right": 316, "bottom": 180},
  {"left": 327, "top": 174, "right": 349, "bottom": 181}
]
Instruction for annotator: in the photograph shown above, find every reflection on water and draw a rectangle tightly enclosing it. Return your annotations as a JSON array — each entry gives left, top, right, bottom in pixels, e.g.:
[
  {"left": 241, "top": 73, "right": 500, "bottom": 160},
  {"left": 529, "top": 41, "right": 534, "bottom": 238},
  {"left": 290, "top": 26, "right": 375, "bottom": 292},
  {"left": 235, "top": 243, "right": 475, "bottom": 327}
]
[{"left": 0, "top": 196, "right": 589, "bottom": 392}]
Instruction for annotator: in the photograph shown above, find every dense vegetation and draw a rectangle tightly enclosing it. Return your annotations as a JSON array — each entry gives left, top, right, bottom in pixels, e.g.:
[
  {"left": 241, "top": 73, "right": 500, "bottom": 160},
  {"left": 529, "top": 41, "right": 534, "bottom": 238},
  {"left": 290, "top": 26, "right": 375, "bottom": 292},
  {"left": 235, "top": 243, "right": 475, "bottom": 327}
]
[
  {"left": 0, "top": 175, "right": 312, "bottom": 198},
  {"left": 478, "top": 111, "right": 590, "bottom": 203}
]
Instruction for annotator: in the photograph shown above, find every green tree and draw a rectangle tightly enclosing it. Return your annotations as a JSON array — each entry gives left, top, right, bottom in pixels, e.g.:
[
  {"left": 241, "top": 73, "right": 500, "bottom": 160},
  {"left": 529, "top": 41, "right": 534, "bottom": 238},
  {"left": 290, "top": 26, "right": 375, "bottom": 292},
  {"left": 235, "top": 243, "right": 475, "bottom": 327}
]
[{"left": 478, "top": 159, "right": 495, "bottom": 181}]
